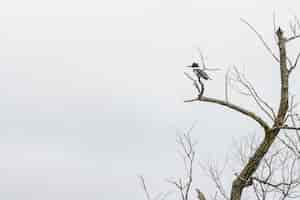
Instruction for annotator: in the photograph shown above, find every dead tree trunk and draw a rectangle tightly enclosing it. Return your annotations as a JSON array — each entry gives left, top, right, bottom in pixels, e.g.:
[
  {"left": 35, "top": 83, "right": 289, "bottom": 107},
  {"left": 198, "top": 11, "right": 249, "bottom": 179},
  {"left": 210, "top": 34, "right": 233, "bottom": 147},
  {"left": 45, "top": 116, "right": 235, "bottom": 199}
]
[{"left": 230, "top": 28, "right": 289, "bottom": 200}]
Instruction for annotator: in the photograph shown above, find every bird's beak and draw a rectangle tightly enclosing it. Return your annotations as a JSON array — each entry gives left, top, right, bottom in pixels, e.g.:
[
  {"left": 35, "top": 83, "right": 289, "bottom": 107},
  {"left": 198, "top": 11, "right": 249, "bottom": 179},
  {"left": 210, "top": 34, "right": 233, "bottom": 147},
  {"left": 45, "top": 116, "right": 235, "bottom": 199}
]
[{"left": 186, "top": 65, "right": 193, "bottom": 68}]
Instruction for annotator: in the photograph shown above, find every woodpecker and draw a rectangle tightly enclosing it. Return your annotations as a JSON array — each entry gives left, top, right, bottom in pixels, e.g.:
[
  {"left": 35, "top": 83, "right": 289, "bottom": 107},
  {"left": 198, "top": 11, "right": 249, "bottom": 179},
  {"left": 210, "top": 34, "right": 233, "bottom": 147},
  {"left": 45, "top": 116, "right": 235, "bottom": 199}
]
[{"left": 186, "top": 62, "right": 211, "bottom": 81}]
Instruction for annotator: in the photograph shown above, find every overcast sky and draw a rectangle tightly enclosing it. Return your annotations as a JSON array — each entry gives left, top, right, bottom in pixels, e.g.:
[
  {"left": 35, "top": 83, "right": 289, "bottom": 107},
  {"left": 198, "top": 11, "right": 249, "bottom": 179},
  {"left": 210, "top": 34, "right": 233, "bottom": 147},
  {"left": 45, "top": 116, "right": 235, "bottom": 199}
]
[{"left": 0, "top": 1, "right": 300, "bottom": 200}]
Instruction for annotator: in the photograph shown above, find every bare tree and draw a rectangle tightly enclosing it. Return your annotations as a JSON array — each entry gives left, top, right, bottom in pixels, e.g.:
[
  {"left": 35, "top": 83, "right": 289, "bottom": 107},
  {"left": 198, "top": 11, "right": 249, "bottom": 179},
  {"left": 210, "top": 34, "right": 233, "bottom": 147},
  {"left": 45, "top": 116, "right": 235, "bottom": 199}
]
[
  {"left": 139, "top": 128, "right": 196, "bottom": 200},
  {"left": 141, "top": 17, "right": 300, "bottom": 200},
  {"left": 167, "top": 132, "right": 196, "bottom": 200},
  {"left": 184, "top": 17, "right": 300, "bottom": 200}
]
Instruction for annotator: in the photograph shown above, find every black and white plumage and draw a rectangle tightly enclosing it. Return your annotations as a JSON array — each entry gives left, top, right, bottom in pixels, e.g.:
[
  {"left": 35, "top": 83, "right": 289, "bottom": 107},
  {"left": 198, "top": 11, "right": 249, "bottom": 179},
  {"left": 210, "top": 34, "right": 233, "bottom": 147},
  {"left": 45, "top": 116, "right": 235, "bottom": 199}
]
[{"left": 186, "top": 62, "right": 211, "bottom": 81}]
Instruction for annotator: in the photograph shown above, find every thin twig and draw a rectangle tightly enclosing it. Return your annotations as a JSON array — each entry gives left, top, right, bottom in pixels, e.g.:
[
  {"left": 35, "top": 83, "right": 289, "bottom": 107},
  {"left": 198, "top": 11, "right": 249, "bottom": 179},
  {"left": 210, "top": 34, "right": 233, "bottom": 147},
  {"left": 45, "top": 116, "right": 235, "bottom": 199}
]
[
  {"left": 288, "top": 52, "right": 300, "bottom": 74},
  {"left": 231, "top": 66, "right": 275, "bottom": 120},
  {"left": 139, "top": 175, "right": 151, "bottom": 200},
  {"left": 241, "top": 18, "right": 280, "bottom": 63}
]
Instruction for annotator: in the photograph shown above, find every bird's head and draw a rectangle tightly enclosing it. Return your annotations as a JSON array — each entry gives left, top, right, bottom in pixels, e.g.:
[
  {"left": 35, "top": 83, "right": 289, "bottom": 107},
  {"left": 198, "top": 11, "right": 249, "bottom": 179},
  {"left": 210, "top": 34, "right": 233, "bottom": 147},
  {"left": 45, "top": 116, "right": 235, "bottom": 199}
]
[{"left": 186, "top": 62, "right": 200, "bottom": 68}]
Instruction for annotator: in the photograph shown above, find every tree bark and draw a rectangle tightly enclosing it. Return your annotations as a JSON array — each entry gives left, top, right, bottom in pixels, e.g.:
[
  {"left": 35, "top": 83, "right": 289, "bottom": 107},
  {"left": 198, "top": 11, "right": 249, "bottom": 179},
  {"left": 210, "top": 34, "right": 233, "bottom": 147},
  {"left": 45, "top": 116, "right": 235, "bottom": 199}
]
[{"left": 229, "top": 27, "right": 289, "bottom": 200}]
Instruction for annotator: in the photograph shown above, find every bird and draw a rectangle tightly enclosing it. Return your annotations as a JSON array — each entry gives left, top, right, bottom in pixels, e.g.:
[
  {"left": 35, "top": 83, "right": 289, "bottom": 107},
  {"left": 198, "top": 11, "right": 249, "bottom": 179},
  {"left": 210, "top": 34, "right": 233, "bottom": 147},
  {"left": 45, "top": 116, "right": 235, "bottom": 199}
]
[{"left": 186, "top": 62, "right": 211, "bottom": 81}]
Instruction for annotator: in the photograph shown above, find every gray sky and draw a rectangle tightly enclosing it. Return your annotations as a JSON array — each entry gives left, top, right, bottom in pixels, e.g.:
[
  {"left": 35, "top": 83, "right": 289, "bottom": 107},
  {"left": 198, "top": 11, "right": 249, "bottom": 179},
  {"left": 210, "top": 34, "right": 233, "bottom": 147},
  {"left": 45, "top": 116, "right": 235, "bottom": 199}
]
[{"left": 0, "top": 1, "right": 300, "bottom": 200}]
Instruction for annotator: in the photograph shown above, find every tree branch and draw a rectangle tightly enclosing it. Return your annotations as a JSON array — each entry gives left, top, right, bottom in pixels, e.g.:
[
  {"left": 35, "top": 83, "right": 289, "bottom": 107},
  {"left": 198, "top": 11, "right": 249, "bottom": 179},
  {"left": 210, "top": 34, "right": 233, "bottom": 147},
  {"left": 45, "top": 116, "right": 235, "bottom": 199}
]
[
  {"left": 139, "top": 175, "right": 151, "bottom": 200},
  {"left": 286, "top": 35, "right": 300, "bottom": 43},
  {"left": 240, "top": 18, "right": 280, "bottom": 63},
  {"left": 288, "top": 52, "right": 300, "bottom": 74},
  {"left": 231, "top": 66, "right": 276, "bottom": 120},
  {"left": 184, "top": 96, "right": 270, "bottom": 131},
  {"left": 276, "top": 126, "right": 300, "bottom": 131},
  {"left": 275, "top": 27, "right": 289, "bottom": 126}
]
